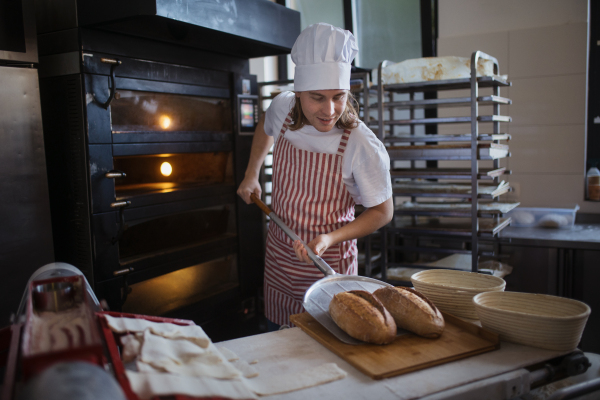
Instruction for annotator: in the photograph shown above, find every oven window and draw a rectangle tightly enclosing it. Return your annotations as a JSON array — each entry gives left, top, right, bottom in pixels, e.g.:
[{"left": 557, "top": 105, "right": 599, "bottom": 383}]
[
  {"left": 110, "top": 90, "right": 232, "bottom": 133},
  {"left": 119, "top": 205, "right": 235, "bottom": 260},
  {"left": 121, "top": 256, "right": 238, "bottom": 316},
  {"left": 113, "top": 152, "right": 233, "bottom": 197}
]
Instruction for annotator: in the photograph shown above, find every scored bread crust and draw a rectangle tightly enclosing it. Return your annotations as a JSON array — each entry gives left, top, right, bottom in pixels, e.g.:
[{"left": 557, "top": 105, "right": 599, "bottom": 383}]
[
  {"left": 374, "top": 287, "right": 445, "bottom": 338},
  {"left": 329, "top": 290, "right": 397, "bottom": 345}
]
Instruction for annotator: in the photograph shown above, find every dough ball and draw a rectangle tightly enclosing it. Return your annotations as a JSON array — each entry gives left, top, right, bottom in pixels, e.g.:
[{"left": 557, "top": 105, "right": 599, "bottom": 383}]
[
  {"left": 512, "top": 211, "right": 535, "bottom": 225},
  {"left": 538, "top": 214, "right": 569, "bottom": 228}
]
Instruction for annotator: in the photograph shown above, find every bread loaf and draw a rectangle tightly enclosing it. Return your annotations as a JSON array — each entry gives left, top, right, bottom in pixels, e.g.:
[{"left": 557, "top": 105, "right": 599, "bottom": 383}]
[
  {"left": 329, "top": 290, "right": 396, "bottom": 345},
  {"left": 374, "top": 287, "right": 444, "bottom": 338}
]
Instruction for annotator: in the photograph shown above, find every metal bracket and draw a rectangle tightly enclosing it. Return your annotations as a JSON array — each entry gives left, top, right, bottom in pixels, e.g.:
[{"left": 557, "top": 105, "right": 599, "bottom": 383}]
[
  {"left": 94, "top": 58, "right": 122, "bottom": 109},
  {"left": 110, "top": 200, "right": 131, "bottom": 245}
]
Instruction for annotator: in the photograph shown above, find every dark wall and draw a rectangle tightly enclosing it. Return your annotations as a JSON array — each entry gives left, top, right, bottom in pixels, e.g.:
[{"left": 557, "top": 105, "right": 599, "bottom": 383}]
[
  {"left": 0, "top": 0, "right": 54, "bottom": 326},
  {"left": 0, "top": 67, "right": 54, "bottom": 326}
]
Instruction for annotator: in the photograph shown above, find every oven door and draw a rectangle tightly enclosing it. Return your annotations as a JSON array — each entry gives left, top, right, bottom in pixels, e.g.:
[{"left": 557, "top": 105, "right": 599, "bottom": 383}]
[{"left": 86, "top": 74, "right": 234, "bottom": 214}]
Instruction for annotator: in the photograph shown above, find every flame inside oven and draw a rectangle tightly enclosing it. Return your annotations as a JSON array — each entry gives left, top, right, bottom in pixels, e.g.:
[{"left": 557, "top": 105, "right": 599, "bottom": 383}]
[
  {"left": 160, "top": 162, "right": 173, "bottom": 176},
  {"left": 159, "top": 115, "right": 172, "bottom": 130}
]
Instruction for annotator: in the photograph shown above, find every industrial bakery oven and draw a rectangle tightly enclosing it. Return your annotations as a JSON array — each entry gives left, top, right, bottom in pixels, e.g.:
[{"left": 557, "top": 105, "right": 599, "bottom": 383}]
[{"left": 36, "top": 0, "right": 299, "bottom": 323}]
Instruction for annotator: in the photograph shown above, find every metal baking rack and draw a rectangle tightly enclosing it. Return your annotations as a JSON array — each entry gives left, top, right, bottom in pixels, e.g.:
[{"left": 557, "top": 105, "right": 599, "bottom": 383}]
[{"left": 369, "top": 51, "right": 515, "bottom": 283}]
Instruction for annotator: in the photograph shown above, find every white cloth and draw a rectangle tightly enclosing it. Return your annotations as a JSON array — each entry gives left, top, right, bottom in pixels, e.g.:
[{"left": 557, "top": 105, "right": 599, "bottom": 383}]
[
  {"left": 125, "top": 371, "right": 257, "bottom": 400},
  {"left": 103, "top": 314, "right": 210, "bottom": 348},
  {"left": 264, "top": 91, "right": 392, "bottom": 208},
  {"left": 291, "top": 23, "right": 358, "bottom": 91}
]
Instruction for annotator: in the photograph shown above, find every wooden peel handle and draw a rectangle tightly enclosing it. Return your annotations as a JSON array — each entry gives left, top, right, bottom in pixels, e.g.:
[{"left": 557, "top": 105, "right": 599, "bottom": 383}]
[
  {"left": 250, "top": 193, "right": 272, "bottom": 216},
  {"left": 249, "top": 193, "right": 334, "bottom": 276}
]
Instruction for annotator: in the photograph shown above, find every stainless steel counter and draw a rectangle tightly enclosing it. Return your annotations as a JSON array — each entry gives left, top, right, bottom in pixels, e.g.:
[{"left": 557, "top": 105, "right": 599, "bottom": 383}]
[{"left": 503, "top": 224, "right": 600, "bottom": 250}]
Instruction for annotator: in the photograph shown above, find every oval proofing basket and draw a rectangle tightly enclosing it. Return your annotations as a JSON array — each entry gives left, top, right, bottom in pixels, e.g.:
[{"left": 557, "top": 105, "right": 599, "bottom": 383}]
[
  {"left": 411, "top": 269, "right": 506, "bottom": 319},
  {"left": 474, "top": 291, "right": 590, "bottom": 351}
]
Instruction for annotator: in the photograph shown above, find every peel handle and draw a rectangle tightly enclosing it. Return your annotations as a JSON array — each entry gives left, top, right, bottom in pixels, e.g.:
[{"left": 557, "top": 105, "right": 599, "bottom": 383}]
[{"left": 250, "top": 193, "right": 335, "bottom": 276}]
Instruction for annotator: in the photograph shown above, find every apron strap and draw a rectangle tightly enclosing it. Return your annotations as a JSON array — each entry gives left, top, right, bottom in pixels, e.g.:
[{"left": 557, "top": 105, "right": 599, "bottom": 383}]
[
  {"left": 280, "top": 112, "right": 293, "bottom": 138},
  {"left": 336, "top": 129, "right": 352, "bottom": 157}
]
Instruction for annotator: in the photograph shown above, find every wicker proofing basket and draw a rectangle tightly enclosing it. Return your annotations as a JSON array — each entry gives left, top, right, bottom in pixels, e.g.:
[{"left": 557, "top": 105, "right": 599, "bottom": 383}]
[
  {"left": 411, "top": 269, "right": 506, "bottom": 319},
  {"left": 474, "top": 291, "right": 590, "bottom": 351}
]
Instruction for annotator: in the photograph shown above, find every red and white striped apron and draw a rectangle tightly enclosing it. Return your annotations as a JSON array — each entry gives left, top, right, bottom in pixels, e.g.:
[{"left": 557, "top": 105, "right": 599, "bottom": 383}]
[{"left": 264, "top": 113, "right": 358, "bottom": 326}]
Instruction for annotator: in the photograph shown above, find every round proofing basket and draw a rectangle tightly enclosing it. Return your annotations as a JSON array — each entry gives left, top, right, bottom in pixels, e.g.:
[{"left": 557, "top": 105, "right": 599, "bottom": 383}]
[
  {"left": 474, "top": 291, "right": 590, "bottom": 351},
  {"left": 411, "top": 269, "right": 506, "bottom": 319}
]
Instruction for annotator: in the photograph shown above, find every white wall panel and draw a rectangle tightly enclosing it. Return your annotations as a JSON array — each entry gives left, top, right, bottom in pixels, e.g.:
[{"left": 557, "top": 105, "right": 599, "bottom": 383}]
[
  {"left": 509, "top": 125, "right": 586, "bottom": 174},
  {"left": 508, "top": 22, "right": 588, "bottom": 78},
  {"left": 439, "top": 0, "right": 587, "bottom": 38}
]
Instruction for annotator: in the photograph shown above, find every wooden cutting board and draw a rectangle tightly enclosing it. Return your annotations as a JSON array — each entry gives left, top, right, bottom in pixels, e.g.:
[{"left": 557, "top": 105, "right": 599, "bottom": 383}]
[{"left": 290, "top": 312, "right": 499, "bottom": 380}]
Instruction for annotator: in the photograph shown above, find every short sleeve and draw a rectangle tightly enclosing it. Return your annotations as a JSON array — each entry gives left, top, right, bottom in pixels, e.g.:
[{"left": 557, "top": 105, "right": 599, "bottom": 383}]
[
  {"left": 342, "top": 123, "right": 392, "bottom": 208},
  {"left": 351, "top": 150, "right": 392, "bottom": 208}
]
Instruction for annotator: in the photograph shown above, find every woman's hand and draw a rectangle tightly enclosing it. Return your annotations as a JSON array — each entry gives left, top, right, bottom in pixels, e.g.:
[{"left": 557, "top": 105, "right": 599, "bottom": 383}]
[
  {"left": 293, "top": 234, "right": 333, "bottom": 264},
  {"left": 237, "top": 175, "right": 262, "bottom": 204},
  {"left": 236, "top": 114, "right": 272, "bottom": 205}
]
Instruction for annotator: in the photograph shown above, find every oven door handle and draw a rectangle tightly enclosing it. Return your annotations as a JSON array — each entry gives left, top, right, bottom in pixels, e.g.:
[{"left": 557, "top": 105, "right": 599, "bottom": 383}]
[
  {"left": 110, "top": 200, "right": 131, "bottom": 245},
  {"left": 95, "top": 58, "right": 122, "bottom": 110},
  {"left": 105, "top": 170, "right": 126, "bottom": 179}
]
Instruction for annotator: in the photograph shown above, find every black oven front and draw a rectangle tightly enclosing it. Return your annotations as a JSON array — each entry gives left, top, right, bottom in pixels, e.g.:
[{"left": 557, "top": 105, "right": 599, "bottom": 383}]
[{"left": 41, "top": 52, "right": 263, "bottom": 319}]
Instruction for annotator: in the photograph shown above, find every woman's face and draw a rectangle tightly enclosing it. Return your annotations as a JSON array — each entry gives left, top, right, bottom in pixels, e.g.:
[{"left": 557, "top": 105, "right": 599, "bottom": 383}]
[{"left": 296, "top": 89, "right": 347, "bottom": 132}]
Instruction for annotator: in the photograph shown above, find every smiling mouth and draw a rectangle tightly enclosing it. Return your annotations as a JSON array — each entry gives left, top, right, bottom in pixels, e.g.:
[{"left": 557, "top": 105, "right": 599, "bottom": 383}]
[{"left": 317, "top": 117, "right": 335, "bottom": 124}]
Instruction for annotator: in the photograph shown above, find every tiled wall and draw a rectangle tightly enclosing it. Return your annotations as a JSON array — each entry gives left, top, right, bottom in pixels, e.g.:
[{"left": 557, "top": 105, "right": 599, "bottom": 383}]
[{"left": 438, "top": 0, "right": 599, "bottom": 213}]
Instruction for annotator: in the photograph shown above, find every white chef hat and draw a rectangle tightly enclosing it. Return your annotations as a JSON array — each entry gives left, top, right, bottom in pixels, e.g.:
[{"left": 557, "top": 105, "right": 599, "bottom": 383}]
[{"left": 291, "top": 23, "right": 358, "bottom": 92}]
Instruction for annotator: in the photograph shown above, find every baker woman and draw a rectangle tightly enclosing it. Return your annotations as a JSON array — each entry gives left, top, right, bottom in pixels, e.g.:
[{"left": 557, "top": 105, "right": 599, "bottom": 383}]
[{"left": 237, "top": 23, "right": 393, "bottom": 329}]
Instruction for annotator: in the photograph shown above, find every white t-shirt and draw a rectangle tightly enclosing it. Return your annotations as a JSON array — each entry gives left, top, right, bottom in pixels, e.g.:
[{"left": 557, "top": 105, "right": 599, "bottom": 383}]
[{"left": 264, "top": 91, "right": 392, "bottom": 208}]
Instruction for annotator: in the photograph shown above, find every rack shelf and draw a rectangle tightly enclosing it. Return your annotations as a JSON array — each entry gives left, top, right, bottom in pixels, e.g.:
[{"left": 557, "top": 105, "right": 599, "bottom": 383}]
[
  {"left": 387, "top": 143, "right": 509, "bottom": 160},
  {"left": 390, "top": 216, "right": 512, "bottom": 237},
  {"left": 370, "top": 114, "right": 511, "bottom": 127},
  {"left": 390, "top": 167, "right": 508, "bottom": 180},
  {"left": 370, "top": 95, "right": 511, "bottom": 110},
  {"left": 374, "top": 75, "right": 510, "bottom": 93},
  {"left": 395, "top": 201, "right": 519, "bottom": 217},
  {"left": 383, "top": 133, "right": 510, "bottom": 143},
  {"left": 392, "top": 181, "right": 511, "bottom": 199}
]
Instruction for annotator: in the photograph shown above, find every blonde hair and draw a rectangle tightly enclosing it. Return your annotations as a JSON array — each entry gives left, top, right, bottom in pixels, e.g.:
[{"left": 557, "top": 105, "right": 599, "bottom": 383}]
[{"left": 288, "top": 91, "right": 360, "bottom": 131}]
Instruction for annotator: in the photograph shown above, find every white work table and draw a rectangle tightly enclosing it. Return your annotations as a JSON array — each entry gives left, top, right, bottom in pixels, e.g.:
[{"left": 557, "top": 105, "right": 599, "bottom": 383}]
[{"left": 216, "top": 327, "right": 599, "bottom": 400}]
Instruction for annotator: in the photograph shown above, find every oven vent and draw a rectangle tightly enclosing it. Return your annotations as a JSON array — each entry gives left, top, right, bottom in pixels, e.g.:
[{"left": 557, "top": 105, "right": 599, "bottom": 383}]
[{"left": 53, "top": 0, "right": 300, "bottom": 59}]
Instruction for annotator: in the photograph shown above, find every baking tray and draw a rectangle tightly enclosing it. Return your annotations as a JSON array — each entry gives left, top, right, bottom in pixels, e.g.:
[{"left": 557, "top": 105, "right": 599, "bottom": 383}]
[{"left": 290, "top": 311, "right": 499, "bottom": 380}]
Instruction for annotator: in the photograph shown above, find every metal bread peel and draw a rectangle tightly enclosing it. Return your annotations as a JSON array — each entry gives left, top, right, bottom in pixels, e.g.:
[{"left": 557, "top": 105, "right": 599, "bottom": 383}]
[{"left": 250, "top": 194, "right": 393, "bottom": 345}]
